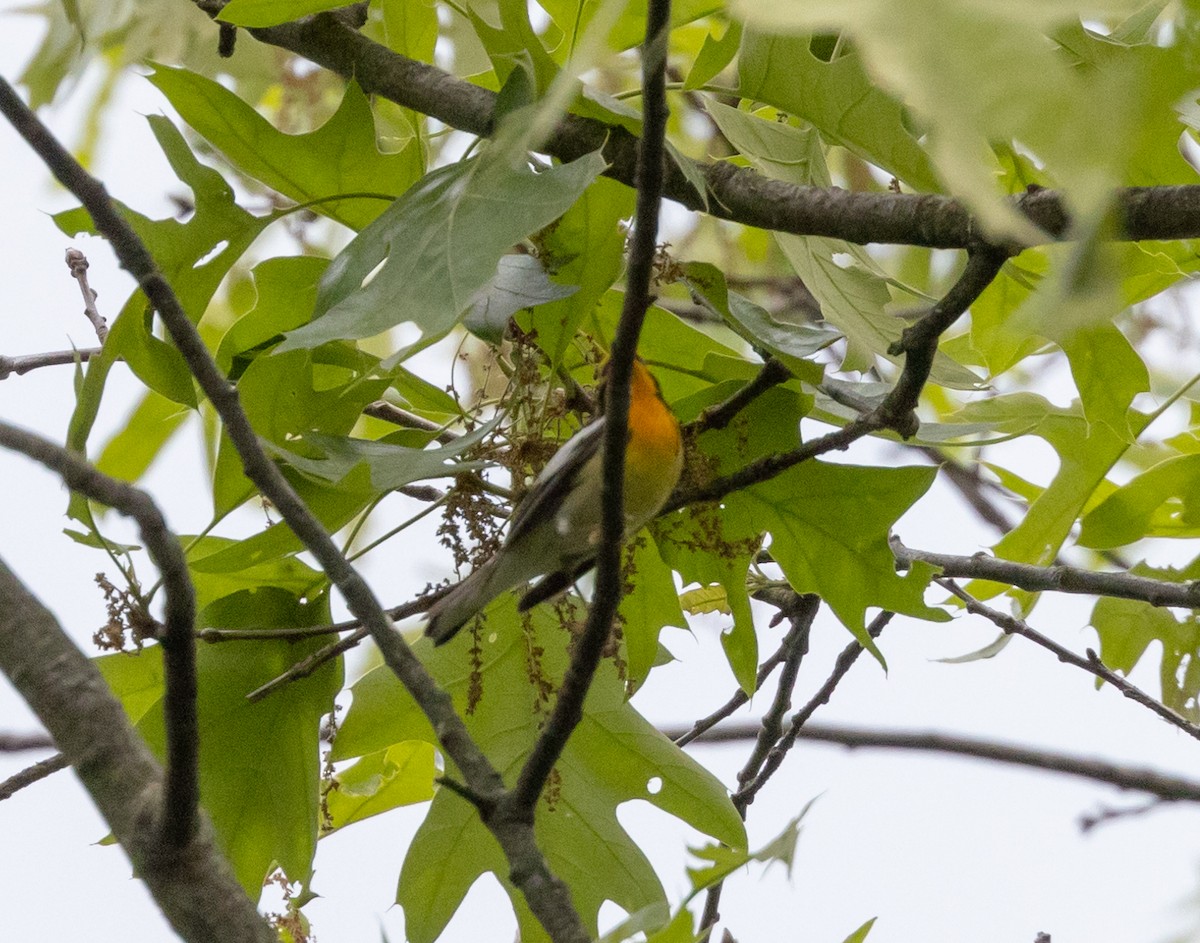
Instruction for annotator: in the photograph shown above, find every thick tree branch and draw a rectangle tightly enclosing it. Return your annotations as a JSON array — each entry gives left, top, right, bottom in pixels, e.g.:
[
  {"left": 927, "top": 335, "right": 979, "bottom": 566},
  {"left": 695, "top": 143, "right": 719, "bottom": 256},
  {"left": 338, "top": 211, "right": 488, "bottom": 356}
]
[
  {"left": 680, "top": 721, "right": 1200, "bottom": 804},
  {"left": 510, "top": 0, "right": 672, "bottom": 814},
  {"left": 893, "top": 538, "right": 1200, "bottom": 609},
  {"left": 0, "top": 561, "right": 273, "bottom": 942},
  {"left": 234, "top": 12, "right": 1200, "bottom": 249},
  {"left": 0, "top": 74, "right": 587, "bottom": 943},
  {"left": 0, "top": 421, "right": 199, "bottom": 847}
]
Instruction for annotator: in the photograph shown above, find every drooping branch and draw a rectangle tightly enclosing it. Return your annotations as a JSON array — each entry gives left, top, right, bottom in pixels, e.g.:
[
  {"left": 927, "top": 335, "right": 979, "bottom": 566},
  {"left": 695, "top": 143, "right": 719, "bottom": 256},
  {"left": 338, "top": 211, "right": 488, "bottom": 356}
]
[
  {"left": 0, "top": 74, "right": 588, "bottom": 943},
  {"left": 0, "top": 421, "right": 200, "bottom": 847},
  {"left": 232, "top": 10, "right": 1200, "bottom": 249},
  {"left": 679, "top": 721, "right": 1200, "bottom": 804},
  {"left": 938, "top": 579, "right": 1200, "bottom": 742},
  {"left": 0, "top": 560, "right": 274, "bottom": 942},
  {"left": 510, "top": 0, "right": 673, "bottom": 814}
]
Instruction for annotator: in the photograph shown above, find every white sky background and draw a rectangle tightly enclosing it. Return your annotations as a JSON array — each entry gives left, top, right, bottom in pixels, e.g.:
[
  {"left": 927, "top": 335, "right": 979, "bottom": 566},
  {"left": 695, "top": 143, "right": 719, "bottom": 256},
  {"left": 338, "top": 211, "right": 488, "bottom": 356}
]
[{"left": 2, "top": 9, "right": 1200, "bottom": 943}]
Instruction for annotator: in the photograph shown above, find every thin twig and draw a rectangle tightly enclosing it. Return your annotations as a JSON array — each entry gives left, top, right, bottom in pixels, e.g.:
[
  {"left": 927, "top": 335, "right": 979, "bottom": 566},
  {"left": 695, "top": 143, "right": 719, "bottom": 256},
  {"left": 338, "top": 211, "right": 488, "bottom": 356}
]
[
  {"left": 0, "top": 422, "right": 199, "bottom": 848},
  {"left": 893, "top": 539, "right": 1200, "bottom": 610},
  {"left": 363, "top": 401, "right": 459, "bottom": 443},
  {"left": 698, "top": 592, "right": 817, "bottom": 938},
  {"left": 678, "top": 721, "right": 1200, "bottom": 803},
  {"left": 0, "top": 752, "right": 69, "bottom": 801},
  {"left": 688, "top": 358, "right": 793, "bottom": 435},
  {"left": 65, "top": 247, "right": 108, "bottom": 343},
  {"left": 673, "top": 590, "right": 813, "bottom": 748},
  {"left": 672, "top": 250, "right": 1010, "bottom": 508},
  {"left": 0, "top": 347, "right": 102, "bottom": 380},
  {"left": 737, "top": 611, "right": 894, "bottom": 809},
  {"left": 0, "top": 732, "right": 55, "bottom": 751},
  {"left": 938, "top": 578, "right": 1200, "bottom": 742},
  {"left": 508, "top": 0, "right": 672, "bottom": 814}
]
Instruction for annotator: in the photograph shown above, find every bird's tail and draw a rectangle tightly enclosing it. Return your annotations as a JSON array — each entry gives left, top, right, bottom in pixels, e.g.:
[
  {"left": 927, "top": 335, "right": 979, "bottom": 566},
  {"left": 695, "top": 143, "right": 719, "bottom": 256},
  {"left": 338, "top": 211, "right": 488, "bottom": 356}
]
[{"left": 424, "top": 556, "right": 515, "bottom": 645}]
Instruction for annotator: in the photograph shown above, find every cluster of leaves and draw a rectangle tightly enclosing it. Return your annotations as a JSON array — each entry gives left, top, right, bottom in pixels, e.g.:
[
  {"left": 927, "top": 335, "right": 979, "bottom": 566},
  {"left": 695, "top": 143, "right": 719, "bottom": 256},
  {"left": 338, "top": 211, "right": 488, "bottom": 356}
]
[{"left": 15, "top": 0, "right": 1200, "bottom": 939}]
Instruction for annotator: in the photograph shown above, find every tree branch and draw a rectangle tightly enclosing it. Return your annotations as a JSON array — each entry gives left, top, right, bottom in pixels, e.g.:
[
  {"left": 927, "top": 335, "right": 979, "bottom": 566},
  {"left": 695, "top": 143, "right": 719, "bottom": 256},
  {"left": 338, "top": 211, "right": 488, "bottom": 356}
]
[
  {"left": 0, "top": 421, "right": 200, "bottom": 847},
  {"left": 236, "top": 11, "right": 1200, "bottom": 249},
  {"left": 0, "top": 561, "right": 273, "bottom": 942},
  {"left": 937, "top": 579, "right": 1200, "bottom": 742},
  {"left": 509, "top": 0, "right": 672, "bottom": 814},
  {"left": 673, "top": 249, "right": 1008, "bottom": 509},
  {"left": 893, "top": 538, "right": 1200, "bottom": 609},
  {"left": 679, "top": 721, "right": 1200, "bottom": 804},
  {"left": 0, "top": 73, "right": 588, "bottom": 943}
]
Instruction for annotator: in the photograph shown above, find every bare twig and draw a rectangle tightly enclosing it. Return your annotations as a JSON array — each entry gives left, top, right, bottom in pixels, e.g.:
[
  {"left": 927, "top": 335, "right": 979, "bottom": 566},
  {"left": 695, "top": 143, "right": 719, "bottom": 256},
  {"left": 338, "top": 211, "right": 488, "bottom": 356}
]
[
  {"left": 509, "top": 0, "right": 673, "bottom": 814},
  {"left": 736, "top": 611, "right": 894, "bottom": 809},
  {"left": 0, "top": 752, "right": 69, "bottom": 801},
  {"left": 363, "top": 401, "right": 459, "bottom": 443},
  {"left": 938, "top": 579, "right": 1200, "bottom": 742},
  {"left": 680, "top": 721, "right": 1200, "bottom": 803},
  {"left": 699, "top": 592, "right": 817, "bottom": 938},
  {"left": 0, "top": 347, "right": 102, "bottom": 380},
  {"left": 0, "top": 731, "right": 55, "bottom": 751},
  {"left": 65, "top": 247, "right": 108, "bottom": 343},
  {"left": 894, "top": 538, "right": 1200, "bottom": 610},
  {"left": 688, "top": 358, "right": 793, "bottom": 435},
  {"left": 0, "top": 422, "right": 199, "bottom": 848}
]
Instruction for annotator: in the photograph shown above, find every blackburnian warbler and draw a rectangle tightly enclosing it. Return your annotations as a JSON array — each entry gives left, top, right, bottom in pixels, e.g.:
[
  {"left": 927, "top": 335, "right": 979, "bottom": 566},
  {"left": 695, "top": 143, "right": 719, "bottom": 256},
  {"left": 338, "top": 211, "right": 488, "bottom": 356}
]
[{"left": 425, "top": 359, "right": 683, "bottom": 644}]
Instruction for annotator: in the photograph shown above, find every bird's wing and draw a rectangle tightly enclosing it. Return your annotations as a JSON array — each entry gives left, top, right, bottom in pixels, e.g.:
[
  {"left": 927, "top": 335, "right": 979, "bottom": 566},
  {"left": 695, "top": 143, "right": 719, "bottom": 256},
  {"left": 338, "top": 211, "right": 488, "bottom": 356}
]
[{"left": 505, "top": 418, "right": 605, "bottom": 548}]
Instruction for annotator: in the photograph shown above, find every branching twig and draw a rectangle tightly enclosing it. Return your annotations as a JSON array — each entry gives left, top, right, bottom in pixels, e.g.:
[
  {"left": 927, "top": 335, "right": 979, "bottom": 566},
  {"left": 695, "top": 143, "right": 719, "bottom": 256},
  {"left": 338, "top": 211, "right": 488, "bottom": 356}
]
[
  {"left": 698, "top": 591, "right": 817, "bottom": 938},
  {"left": 679, "top": 721, "right": 1200, "bottom": 803},
  {"left": 0, "top": 752, "right": 69, "bottom": 801},
  {"left": 673, "top": 251, "right": 1009, "bottom": 510},
  {"left": 0, "top": 561, "right": 273, "bottom": 941},
  {"left": 508, "top": 0, "right": 673, "bottom": 814},
  {"left": 937, "top": 579, "right": 1200, "bottom": 742},
  {"left": 0, "top": 421, "right": 199, "bottom": 848},
  {"left": 894, "top": 538, "right": 1200, "bottom": 610},
  {"left": 736, "top": 610, "right": 894, "bottom": 809}
]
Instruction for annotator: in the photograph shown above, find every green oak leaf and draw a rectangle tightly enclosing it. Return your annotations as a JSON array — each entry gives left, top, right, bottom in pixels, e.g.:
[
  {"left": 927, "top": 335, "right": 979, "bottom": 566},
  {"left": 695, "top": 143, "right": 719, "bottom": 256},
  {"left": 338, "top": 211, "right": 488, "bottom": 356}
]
[
  {"left": 148, "top": 67, "right": 419, "bottom": 230},
  {"left": 332, "top": 598, "right": 745, "bottom": 943},
  {"left": 279, "top": 148, "right": 606, "bottom": 351}
]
